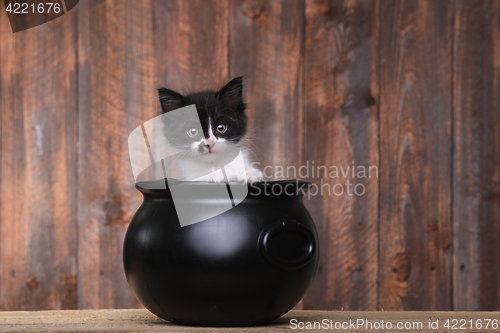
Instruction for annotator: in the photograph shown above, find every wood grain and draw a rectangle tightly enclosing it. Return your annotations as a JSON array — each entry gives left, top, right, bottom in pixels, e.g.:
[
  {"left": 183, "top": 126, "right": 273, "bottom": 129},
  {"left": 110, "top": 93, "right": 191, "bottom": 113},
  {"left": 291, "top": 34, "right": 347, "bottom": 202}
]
[
  {"left": 155, "top": 0, "right": 229, "bottom": 98},
  {"left": 1, "top": 0, "right": 500, "bottom": 312},
  {"left": 453, "top": 0, "right": 500, "bottom": 311},
  {"left": 379, "top": 0, "right": 453, "bottom": 310},
  {"left": 229, "top": 0, "right": 304, "bottom": 176},
  {"left": 303, "top": 0, "right": 379, "bottom": 310},
  {"left": 77, "top": 0, "right": 156, "bottom": 309},
  {"left": 230, "top": 0, "right": 305, "bottom": 309},
  {"left": 0, "top": 5, "right": 78, "bottom": 309},
  {"left": 1, "top": 309, "right": 500, "bottom": 332}
]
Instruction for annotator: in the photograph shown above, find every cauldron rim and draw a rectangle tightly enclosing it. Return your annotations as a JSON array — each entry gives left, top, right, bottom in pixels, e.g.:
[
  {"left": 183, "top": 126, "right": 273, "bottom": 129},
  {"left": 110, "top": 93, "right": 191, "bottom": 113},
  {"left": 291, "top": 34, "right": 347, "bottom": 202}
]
[{"left": 135, "top": 178, "right": 312, "bottom": 196}]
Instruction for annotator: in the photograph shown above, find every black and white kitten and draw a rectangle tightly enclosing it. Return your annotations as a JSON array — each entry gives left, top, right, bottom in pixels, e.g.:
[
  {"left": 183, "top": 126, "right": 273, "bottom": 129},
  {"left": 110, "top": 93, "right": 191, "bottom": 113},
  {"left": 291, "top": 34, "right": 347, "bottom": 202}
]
[{"left": 158, "top": 77, "right": 264, "bottom": 183}]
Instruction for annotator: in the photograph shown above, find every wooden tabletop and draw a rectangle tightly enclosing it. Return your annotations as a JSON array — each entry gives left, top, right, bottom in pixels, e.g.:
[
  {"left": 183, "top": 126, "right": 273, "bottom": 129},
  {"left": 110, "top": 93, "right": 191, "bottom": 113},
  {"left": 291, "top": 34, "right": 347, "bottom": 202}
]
[{"left": 1, "top": 309, "right": 499, "bottom": 332}]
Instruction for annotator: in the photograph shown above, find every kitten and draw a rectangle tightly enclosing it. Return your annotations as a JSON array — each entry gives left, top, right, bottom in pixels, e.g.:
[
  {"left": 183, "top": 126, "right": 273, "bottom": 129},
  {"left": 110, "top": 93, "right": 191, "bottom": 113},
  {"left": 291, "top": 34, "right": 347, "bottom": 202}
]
[{"left": 158, "top": 77, "right": 264, "bottom": 183}]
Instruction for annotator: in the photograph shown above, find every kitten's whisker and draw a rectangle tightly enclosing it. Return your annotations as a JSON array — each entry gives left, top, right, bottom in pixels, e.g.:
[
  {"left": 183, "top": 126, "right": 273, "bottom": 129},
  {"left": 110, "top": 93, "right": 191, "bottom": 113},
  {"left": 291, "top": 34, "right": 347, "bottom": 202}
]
[
  {"left": 245, "top": 148, "right": 260, "bottom": 162},
  {"left": 163, "top": 151, "right": 188, "bottom": 175},
  {"left": 244, "top": 137, "right": 259, "bottom": 151}
]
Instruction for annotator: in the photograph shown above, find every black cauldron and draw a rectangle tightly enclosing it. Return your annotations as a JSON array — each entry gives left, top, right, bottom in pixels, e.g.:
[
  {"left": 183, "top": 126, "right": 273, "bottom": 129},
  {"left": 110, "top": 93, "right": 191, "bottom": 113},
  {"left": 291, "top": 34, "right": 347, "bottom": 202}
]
[{"left": 123, "top": 179, "right": 319, "bottom": 327}]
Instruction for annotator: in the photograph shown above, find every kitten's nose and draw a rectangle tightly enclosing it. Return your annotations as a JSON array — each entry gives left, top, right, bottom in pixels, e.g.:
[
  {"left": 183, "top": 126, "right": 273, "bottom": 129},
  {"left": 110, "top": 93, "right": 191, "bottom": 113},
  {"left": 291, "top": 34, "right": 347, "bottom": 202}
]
[
  {"left": 199, "top": 138, "right": 215, "bottom": 153},
  {"left": 206, "top": 138, "right": 215, "bottom": 150}
]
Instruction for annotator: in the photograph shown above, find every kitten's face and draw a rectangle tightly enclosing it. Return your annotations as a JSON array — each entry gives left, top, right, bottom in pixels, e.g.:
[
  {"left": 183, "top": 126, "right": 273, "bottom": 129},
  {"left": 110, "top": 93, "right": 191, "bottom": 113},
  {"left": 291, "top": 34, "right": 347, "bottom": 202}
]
[{"left": 158, "top": 77, "right": 247, "bottom": 163}]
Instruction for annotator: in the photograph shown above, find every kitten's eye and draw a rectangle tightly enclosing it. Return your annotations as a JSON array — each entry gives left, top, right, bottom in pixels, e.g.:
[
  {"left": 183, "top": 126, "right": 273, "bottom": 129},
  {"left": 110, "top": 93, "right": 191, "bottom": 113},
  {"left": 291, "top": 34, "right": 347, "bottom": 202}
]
[
  {"left": 217, "top": 124, "right": 228, "bottom": 134},
  {"left": 187, "top": 128, "right": 198, "bottom": 138}
]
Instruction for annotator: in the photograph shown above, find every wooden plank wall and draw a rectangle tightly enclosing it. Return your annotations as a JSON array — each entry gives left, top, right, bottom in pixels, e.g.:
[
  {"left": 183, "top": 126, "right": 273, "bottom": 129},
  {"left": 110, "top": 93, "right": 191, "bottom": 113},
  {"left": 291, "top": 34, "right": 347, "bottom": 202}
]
[
  {"left": 0, "top": 2, "right": 78, "bottom": 310},
  {"left": 303, "top": 0, "right": 379, "bottom": 310},
  {"left": 0, "top": 0, "right": 499, "bottom": 311},
  {"left": 453, "top": 0, "right": 500, "bottom": 311},
  {"left": 379, "top": 0, "right": 453, "bottom": 310},
  {"left": 77, "top": 0, "right": 156, "bottom": 309}
]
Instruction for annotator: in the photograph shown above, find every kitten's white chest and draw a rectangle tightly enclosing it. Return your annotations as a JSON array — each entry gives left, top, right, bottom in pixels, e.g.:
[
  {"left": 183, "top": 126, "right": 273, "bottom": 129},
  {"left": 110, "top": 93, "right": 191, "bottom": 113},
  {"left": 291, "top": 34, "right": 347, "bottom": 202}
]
[{"left": 178, "top": 148, "right": 263, "bottom": 183}]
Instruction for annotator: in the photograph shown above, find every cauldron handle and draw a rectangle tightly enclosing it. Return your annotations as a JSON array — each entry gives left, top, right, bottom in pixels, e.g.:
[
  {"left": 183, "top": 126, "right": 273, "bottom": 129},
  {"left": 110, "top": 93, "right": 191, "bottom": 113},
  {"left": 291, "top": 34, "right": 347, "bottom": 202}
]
[{"left": 258, "top": 220, "right": 316, "bottom": 271}]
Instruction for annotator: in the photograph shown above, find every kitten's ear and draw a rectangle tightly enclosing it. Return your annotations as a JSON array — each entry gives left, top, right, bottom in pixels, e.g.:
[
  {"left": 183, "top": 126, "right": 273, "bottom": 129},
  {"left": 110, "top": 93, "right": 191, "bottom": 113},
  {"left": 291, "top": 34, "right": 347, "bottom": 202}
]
[
  {"left": 217, "top": 76, "right": 244, "bottom": 110},
  {"left": 158, "top": 88, "right": 186, "bottom": 113}
]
